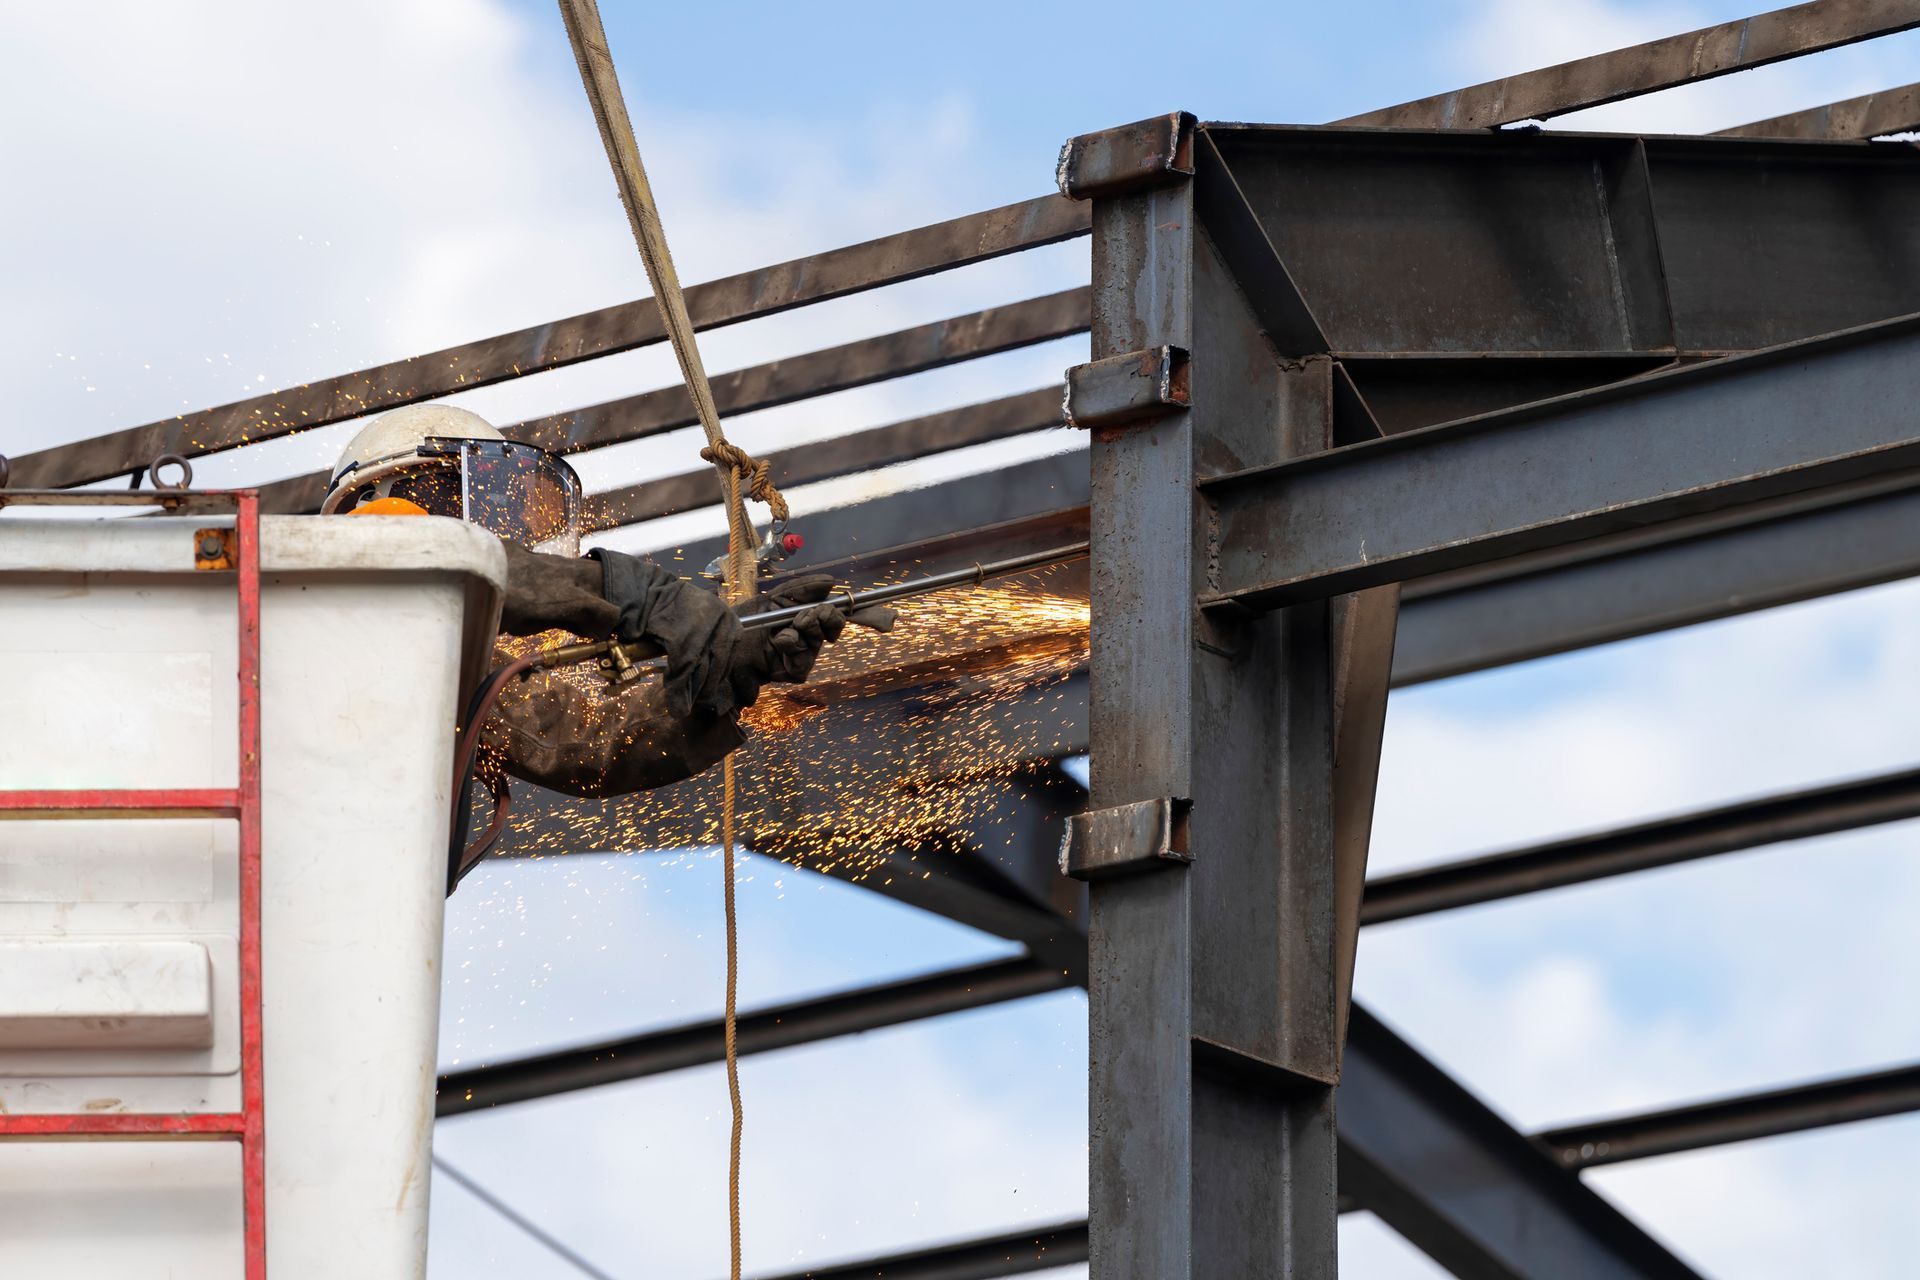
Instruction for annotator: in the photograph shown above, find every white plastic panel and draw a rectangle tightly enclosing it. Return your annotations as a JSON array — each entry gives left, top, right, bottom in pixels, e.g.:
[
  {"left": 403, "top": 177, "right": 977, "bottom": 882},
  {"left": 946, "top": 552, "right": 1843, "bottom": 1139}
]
[{"left": 0, "top": 938, "right": 212, "bottom": 1049}]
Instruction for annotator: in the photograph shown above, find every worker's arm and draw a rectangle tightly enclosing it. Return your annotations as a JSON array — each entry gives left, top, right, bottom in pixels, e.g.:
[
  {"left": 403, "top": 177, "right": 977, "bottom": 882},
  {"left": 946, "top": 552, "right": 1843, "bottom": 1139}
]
[
  {"left": 480, "top": 666, "right": 745, "bottom": 798},
  {"left": 482, "top": 541, "right": 855, "bottom": 798}
]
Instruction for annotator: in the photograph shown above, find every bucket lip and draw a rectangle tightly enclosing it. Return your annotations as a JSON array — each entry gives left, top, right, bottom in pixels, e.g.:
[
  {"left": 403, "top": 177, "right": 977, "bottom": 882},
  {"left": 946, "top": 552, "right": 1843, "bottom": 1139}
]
[
  {"left": 0, "top": 513, "right": 508, "bottom": 707},
  {"left": 0, "top": 512, "right": 506, "bottom": 591}
]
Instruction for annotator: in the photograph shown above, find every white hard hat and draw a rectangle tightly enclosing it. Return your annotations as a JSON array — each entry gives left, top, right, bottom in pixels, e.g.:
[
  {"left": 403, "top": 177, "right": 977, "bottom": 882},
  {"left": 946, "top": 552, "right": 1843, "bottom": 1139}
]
[
  {"left": 321, "top": 404, "right": 505, "bottom": 513},
  {"left": 322, "top": 404, "right": 584, "bottom": 556}
]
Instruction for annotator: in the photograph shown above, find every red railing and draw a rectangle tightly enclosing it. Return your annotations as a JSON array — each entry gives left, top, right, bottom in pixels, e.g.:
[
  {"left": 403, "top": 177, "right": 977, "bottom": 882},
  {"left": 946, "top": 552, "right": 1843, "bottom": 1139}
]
[{"left": 0, "top": 489, "right": 267, "bottom": 1277}]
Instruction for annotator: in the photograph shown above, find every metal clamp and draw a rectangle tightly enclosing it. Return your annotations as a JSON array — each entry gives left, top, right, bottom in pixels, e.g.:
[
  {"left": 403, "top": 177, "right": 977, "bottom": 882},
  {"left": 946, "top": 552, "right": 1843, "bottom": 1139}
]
[
  {"left": 1061, "top": 796, "right": 1192, "bottom": 881},
  {"left": 1056, "top": 112, "right": 1197, "bottom": 200},
  {"left": 1064, "top": 346, "right": 1191, "bottom": 431}
]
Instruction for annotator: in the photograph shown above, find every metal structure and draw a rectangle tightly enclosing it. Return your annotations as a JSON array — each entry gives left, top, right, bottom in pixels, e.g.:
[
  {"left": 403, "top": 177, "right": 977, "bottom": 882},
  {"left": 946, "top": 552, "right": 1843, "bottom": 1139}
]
[{"left": 10, "top": 3, "right": 1920, "bottom": 1273}]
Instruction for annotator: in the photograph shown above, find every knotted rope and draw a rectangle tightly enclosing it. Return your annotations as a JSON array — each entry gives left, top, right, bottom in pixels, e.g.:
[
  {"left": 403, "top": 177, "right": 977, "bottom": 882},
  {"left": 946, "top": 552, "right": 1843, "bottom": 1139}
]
[{"left": 700, "top": 440, "right": 790, "bottom": 526}]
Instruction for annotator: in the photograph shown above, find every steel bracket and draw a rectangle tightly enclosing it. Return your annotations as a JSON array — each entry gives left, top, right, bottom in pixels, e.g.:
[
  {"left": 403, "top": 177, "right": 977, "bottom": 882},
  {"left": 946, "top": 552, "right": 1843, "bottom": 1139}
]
[
  {"left": 1061, "top": 796, "right": 1192, "bottom": 880},
  {"left": 1056, "top": 112, "right": 1197, "bottom": 200},
  {"left": 1065, "top": 345, "right": 1191, "bottom": 431}
]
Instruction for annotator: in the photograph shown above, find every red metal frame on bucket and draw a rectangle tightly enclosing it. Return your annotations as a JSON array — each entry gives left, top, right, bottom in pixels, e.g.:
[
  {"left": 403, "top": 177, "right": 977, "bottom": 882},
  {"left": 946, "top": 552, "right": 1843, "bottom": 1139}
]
[{"left": 0, "top": 489, "right": 268, "bottom": 1278}]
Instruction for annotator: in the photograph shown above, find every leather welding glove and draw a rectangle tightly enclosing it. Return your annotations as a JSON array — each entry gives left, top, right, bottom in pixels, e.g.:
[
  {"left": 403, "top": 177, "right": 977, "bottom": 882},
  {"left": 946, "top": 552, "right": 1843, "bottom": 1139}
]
[
  {"left": 497, "top": 539, "right": 729, "bottom": 715},
  {"left": 590, "top": 547, "right": 744, "bottom": 720},
  {"left": 728, "top": 575, "right": 899, "bottom": 709}
]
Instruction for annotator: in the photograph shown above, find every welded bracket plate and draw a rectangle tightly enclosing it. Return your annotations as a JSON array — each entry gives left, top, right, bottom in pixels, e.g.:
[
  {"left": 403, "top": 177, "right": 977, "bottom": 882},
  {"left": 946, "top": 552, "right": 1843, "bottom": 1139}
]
[
  {"left": 1056, "top": 111, "right": 1196, "bottom": 199},
  {"left": 1061, "top": 796, "right": 1192, "bottom": 880},
  {"left": 1065, "top": 346, "right": 1191, "bottom": 431}
]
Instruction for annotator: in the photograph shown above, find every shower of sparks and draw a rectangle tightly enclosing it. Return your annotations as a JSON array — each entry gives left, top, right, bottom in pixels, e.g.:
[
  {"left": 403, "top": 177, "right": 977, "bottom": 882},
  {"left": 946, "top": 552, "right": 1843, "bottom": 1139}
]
[{"left": 500, "top": 572, "right": 1090, "bottom": 882}]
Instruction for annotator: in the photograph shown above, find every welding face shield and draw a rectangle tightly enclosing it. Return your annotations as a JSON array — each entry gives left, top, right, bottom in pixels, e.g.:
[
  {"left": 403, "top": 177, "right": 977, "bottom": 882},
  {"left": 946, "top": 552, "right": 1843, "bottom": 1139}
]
[{"left": 327, "top": 435, "right": 584, "bottom": 557}]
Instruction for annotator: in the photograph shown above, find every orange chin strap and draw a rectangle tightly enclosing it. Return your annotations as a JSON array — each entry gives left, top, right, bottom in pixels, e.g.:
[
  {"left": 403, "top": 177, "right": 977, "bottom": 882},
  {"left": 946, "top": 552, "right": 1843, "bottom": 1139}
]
[{"left": 347, "top": 496, "right": 431, "bottom": 517}]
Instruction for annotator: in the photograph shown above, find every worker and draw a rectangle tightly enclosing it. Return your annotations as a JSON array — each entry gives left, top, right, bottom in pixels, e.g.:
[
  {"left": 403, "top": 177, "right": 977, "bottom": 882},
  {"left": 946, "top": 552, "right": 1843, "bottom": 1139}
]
[{"left": 321, "top": 403, "right": 877, "bottom": 800}]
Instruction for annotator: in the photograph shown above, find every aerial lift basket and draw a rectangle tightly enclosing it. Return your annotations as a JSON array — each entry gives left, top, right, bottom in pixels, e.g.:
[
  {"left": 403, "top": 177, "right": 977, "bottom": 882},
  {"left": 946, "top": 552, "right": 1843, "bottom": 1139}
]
[{"left": 0, "top": 477, "right": 504, "bottom": 1278}]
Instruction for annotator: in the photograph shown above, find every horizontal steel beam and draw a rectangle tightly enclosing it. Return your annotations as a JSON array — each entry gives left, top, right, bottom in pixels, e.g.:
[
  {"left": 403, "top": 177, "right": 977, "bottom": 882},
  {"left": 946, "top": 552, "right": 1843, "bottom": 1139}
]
[
  {"left": 587, "top": 387, "right": 1067, "bottom": 532},
  {"left": 655, "top": 442, "right": 1920, "bottom": 692},
  {"left": 1339, "top": 0, "right": 1920, "bottom": 128},
  {"left": 1362, "top": 764, "right": 1920, "bottom": 923},
  {"left": 1203, "top": 313, "right": 1920, "bottom": 612},
  {"left": 1539, "top": 1061, "right": 1920, "bottom": 1169},
  {"left": 1392, "top": 472, "right": 1920, "bottom": 683},
  {"left": 12, "top": 195, "right": 1089, "bottom": 491},
  {"left": 1718, "top": 80, "right": 1920, "bottom": 138},
  {"left": 742, "top": 1220, "right": 1088, "bottom": 1280},
  {"left": 811, "top": 1045, "right": 1920, "bottom": 1280},
  {"left": 437, "top": 957, "right": 1068, "bottom": 1117},
  {"left": 259, "top": 288, "right": 1087, "bottom": 515}
]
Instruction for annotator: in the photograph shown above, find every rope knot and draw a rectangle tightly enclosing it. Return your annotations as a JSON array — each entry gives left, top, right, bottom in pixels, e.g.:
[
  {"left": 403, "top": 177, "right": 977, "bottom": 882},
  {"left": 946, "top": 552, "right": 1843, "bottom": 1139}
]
[{"left": 700, "top": 439, "right": 791, "bottom": 524}]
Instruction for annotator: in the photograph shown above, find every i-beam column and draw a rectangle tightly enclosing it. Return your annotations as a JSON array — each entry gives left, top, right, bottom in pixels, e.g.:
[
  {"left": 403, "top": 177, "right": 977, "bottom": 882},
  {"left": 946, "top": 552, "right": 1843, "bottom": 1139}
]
[{"left": 1060, "top": 112, "right": 1347, "bottom": 1278}]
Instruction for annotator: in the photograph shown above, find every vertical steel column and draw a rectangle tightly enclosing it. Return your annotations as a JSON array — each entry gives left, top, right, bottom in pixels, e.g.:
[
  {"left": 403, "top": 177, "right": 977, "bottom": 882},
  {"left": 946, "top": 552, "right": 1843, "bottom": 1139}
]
[{"left": 1061, "top": 113, "right": 1342, "bottom": 1278}]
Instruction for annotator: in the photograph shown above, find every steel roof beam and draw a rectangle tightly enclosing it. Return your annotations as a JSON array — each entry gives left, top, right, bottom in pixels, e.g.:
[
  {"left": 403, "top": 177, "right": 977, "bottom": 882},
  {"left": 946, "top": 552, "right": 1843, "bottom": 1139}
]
[
  {"left": 8, "top": 195, "right": 1088, "bottom": 491},
  {"left": 1540, "top": 1061, "right": 1920, "bottom": 1169},
  {"left": 1339, "top": 0, "right": 1920, "bottom": 129},
  {"left": 437, "top": 956, "right": 1068, "bottom": 1118},
  {"left": 586, "top": 386, "right": 1068, "bottom": 532},
  {"left": 258, "top": 288, "right": 1089, "bottom": 514},
  {"left": 1719, "top": 79, "right": 1920, "bottom": 138},
  {"left": 1363, "top": 765, "right": 1920, "bottom": 924}
]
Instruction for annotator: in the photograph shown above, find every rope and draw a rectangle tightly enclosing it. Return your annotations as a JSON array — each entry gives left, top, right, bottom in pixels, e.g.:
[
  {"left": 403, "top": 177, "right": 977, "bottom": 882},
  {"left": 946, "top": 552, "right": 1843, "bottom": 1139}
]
[
  {"left": 700, "top": 440, "right": 790, "bottom": 525},
  {"left": 555, "top": 4, "right": 781, "bottom": 1275}
]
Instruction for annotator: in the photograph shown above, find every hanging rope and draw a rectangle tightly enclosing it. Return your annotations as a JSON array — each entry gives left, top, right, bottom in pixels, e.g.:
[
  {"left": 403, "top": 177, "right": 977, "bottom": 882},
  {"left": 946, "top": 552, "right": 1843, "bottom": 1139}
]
[{"left": 555, "top": 3, "right": 786, "bottom": 1275}]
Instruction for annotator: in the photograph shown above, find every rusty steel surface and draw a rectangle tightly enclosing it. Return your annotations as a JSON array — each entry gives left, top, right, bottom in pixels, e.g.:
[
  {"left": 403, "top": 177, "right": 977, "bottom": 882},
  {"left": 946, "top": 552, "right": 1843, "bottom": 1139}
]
[
  {"left": 10, "top": 195, "right": 1089, "bottom": 491},
  {"left": 257, "top": 287, "right": 1088, "bottom": 516},
  {"left": 1718, "top": 78, "right": 1920, "bottom": 137},
  {"left": 1340, "top": 0, "right": 1920, "bottom": 128},
  {"left": 1061, "top": 345, "right": 1190, "bottom": 431},
  {"left": 1055, "top": 111, "right": 1196, "bottom": 200},
  {"left": 588, "top": 386, "right": 1068, "bottom": 531}
]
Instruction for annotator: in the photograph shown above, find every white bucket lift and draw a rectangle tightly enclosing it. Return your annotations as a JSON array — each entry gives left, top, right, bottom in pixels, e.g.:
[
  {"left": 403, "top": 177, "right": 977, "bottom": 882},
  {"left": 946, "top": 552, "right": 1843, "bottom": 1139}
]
[{"left": 0, "top": 487, "right": 503, "bottom": 1279}]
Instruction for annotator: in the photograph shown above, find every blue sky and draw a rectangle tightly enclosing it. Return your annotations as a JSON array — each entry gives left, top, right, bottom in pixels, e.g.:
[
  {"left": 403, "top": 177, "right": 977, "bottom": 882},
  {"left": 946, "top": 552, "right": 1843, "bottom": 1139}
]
[{"left": 6, "top": 1, "right": 1920, "bottom": 1276}]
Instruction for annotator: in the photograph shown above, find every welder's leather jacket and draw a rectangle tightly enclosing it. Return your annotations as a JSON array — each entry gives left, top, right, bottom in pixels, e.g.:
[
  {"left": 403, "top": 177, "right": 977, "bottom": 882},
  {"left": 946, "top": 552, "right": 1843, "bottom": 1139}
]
[{"left": 479, "top": 647, "right": 744, "bottom": 800}]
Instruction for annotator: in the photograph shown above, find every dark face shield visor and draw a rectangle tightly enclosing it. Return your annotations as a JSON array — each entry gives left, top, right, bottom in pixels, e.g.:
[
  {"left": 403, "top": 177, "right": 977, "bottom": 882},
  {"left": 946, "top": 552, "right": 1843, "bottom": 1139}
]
[{"left": 349, "top": 438, "right": 584, "bottom": 556}]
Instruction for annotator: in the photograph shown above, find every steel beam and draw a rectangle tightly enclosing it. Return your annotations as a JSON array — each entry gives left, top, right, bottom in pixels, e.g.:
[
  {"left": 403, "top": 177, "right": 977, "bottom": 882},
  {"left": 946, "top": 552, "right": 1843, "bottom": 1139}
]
[
  {"left": 1540, "top": 1061, "right": 1920, "bottom": 1169},
  {"left": 437, "top": 957, "right": 1068, "bottom": 1117},
  {"left": 660, "top": 449, "right": 1920, "bottom": 695},
  {"left": 1717, "top": 80, "right": 1920, "bottom": 138},
  {"left": 1363, "top": 765, "right": 1920, "bottom": 923},
  {"left": 11, "top": 196, "right": 1089, "bottom": 491},
  {"left": 741, "top": 1221, "right": 1088, "bottom": 1280},
  {"left": 1204, "top": 313, "right": 1920, "bottom": 612},
  {"left": 1069, "top": 116, "right": 1348, "bottom": 1278},
  {"left": 1393, "top": 473, "right": 1920, "bottom": 683},
  {"left": 588, "top": 387, "right": 1067, "bottom": 532},
  {"left": 1338, "top": 0, "right": 1920, "bottom": 128},
  {"left": 257, "top": 288, "right": 1087, "bottom": 515},
  {"left": 1342, "top": 1007, "right": 1702, "bottom": 1280}
]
